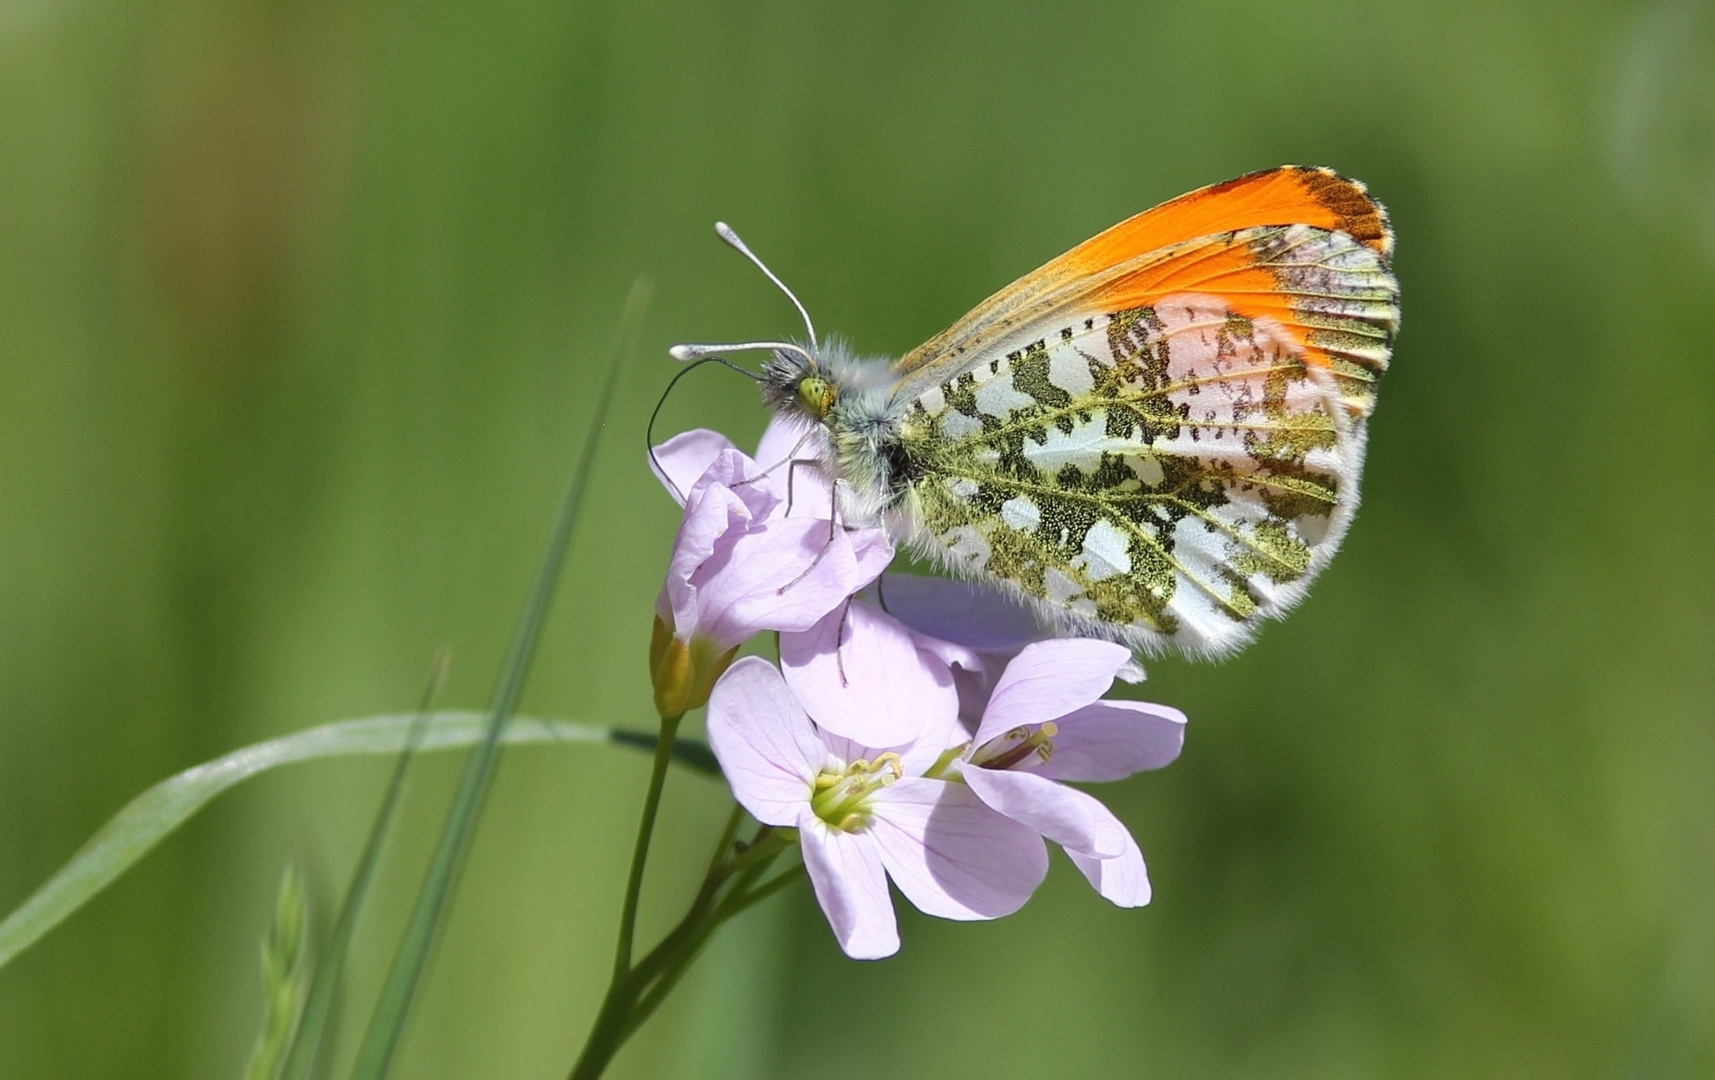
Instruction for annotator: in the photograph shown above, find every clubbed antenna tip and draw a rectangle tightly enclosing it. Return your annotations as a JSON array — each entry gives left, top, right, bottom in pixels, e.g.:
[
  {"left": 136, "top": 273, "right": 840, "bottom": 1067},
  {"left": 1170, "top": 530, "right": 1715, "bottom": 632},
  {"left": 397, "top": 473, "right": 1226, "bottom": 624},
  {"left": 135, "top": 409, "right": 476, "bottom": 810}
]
[{"left": 712, "top": 221, "right": 818, "bottom": 348}]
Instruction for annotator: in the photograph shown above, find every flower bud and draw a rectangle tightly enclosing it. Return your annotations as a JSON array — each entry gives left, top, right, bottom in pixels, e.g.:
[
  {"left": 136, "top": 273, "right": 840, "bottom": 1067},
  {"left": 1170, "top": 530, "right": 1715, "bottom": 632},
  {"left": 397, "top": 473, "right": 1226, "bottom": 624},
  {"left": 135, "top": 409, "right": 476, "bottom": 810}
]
[{"left": 649, "top": 615, "right": 738, "bottom": 718}]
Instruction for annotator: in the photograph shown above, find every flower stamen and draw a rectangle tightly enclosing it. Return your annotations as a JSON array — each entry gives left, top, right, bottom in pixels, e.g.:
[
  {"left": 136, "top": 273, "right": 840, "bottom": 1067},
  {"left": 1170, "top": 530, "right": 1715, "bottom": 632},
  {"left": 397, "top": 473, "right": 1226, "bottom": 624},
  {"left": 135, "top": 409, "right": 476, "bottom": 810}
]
[
  {"left": 970, "top": 721, "right": 1059, "bottom": 771},
  {"left": 809, "top": 753, "right": 903, "bottom": 831}
]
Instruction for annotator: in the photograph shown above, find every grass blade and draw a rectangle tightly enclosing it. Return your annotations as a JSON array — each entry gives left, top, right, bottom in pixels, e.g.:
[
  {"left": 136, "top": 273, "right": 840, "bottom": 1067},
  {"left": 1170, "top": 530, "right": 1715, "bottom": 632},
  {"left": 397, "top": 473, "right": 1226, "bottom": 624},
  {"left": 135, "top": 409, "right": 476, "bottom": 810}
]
[
  {"left": 242, "top": 865, "right": 313, "bottom": 1080},
  {"left": 346, "top": 278, "right": 652, "bottom": 1080},
  {"left": 0, "top": 714, "right": 724, "bottom": 973},
  {"left": 276, "top": 651, "right": 451, "bottom": 1080}
]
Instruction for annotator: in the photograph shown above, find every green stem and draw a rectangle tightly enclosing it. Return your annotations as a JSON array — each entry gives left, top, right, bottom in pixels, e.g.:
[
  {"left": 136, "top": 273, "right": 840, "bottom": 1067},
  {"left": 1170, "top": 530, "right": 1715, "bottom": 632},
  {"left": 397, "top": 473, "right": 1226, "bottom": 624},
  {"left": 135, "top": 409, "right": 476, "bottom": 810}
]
[
  {"left": 702, "top": 803, "right": 745, "bottom": 881},
  {"left": 715, "top": 863, "right": 806, "bottom": 922},
  {"left": 620, "top": 862, "right": 804, "bottom": 1040},
  {"left": 622, "top": 830, "right": 783, "bottom": 995},
  {"left": 612, "top": 712, "right": 683, "bottom": 978},
  {"left": 568, "top": 826, "right": 799, "bottom": 1080},
  {"left": 569, "top": 711, "right": 683, "bottom": 1080},
  {"left": 709, "top": 828, "right": 780, "bottom": 881}
]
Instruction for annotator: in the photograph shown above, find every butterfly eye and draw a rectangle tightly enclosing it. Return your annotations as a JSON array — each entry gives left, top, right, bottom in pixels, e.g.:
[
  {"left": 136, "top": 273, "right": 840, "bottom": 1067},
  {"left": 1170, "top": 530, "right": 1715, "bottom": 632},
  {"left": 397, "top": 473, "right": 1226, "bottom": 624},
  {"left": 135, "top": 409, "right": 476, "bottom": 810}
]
[{"left": 797, "top": 376, "right": 837, "bottom": 419}]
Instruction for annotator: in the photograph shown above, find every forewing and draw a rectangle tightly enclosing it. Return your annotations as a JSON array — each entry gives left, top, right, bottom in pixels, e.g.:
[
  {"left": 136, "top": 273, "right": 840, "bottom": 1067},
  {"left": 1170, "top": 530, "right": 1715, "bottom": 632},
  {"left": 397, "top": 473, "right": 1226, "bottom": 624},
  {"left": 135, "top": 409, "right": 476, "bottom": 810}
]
[
  {"left": 892, "top": 166, "right": 1394, "bottom": 403},
  {"left": 893, "top": 226, "right": 1396, "bottom": 659}
]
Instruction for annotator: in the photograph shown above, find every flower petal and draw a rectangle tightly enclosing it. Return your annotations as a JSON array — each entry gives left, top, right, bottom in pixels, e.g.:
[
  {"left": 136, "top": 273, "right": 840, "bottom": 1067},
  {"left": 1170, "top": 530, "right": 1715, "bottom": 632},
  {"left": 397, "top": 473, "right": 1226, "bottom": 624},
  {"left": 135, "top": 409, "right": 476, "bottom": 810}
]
[
  {"left": 705, "top": 658, "right": 825, "bottom": 826},
  {"left": 904, "top": 631, "right": 986, "bottom": 678},
  {"left": 695, "top": 518, "right": 885, "bottom": 647},
  {"left": 817, "top": 698, "right": 960, "bottom": 782},
  {"left": 780, "top": 601, "right": 957, "bottom": 747},
  {"left": 877, "top": 573, "right": 1048, "bottom": 652},
  {"left": 1034, "top": 700, "right": 1188, "bottom": 782},
  {"left": 799, "top": 809, "right": 899, "bottom": 959},
  {"left": 847, "top": 527, "right": 895, "bottom": 584},
  {"left": 686, "top": 447, "right": 779, "bottom": 519},
  {"left": 972, "top": 639, "right": 1131, "bottom": 748},
  {"left": 962, "top": 765, "right": 1128, "bottom": 859},
  {"left": 867, "top": 778, "right": 1047, "bottom": 920},
  {"left": 1065, "top": 830, "right": 1152, "bottom": 908},
  {"left": 650, "top": 429, "right": 737, "bottom": 506},
  {"left": 664, "top": 481, "right": 753, "bottom": 639}
]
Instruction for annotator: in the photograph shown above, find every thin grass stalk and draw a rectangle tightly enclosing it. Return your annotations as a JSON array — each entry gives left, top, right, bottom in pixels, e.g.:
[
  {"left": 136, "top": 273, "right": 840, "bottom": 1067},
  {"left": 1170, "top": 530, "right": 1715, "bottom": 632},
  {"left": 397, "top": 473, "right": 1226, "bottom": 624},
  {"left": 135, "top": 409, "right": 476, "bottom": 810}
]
[
  {"left": 347, "top": 278, "right": 651, "bottom": 1080},
  {"left": 277, "top": 652, "right": 451, "bottom": 1080}
]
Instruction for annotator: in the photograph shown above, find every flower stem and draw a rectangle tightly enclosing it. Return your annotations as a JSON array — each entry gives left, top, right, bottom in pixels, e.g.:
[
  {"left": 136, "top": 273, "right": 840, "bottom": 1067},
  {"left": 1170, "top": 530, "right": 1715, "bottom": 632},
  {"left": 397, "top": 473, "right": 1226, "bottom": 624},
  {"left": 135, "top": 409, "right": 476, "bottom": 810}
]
[
  {"left": 569, "top": 821, "right": 799, "bottom": 1080},
  {"left": 619, "top": 862, "right": 804, "bottom": 1040},
  {"left": 703, "top": 802, "right": 745, "bottom": 880},
  {"left": 612, "top": 712, "right": 682, "bottom": 979},
  {"left": 571, "top": 711, "right": 684, "bottom": 1080}
]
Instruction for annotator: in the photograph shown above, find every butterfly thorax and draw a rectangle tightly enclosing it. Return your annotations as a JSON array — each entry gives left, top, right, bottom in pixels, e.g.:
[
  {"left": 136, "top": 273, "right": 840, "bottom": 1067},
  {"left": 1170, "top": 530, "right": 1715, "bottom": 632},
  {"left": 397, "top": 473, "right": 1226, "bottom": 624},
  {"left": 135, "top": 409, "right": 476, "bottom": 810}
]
[{"left": 760, "top": 341, "right": 925, "bottom": 520}]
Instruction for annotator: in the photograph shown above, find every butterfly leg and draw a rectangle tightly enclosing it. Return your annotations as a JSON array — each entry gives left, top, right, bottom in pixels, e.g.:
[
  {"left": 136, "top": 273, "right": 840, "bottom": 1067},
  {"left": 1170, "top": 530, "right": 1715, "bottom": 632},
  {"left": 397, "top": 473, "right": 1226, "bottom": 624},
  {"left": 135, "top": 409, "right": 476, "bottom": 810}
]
[
  {"left": 733, "top": 430, "right": 817, "bottom": 499},
  {"left": 781, "top": 457, "right": 829, "bottom": 519},
  {"left": 774, "top": 477, "right": 848, "bottom": 595},
  {"left": 833, "top": 594, "right": 855, "bottom": 687}
]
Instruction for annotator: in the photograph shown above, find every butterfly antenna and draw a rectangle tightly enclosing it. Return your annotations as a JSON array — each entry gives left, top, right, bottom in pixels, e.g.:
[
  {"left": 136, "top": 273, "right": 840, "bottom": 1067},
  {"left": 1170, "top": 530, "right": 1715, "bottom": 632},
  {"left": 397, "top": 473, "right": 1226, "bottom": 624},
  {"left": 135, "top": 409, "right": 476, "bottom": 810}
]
[
  {"left": 646, "top": 356, "right": 762, "bottom": 502},
  {"left": 668, "top": 340, "right": 817, "bottom": 365},
  {"left": 714, "top": 221, "right": 818, "bottom": 349}
]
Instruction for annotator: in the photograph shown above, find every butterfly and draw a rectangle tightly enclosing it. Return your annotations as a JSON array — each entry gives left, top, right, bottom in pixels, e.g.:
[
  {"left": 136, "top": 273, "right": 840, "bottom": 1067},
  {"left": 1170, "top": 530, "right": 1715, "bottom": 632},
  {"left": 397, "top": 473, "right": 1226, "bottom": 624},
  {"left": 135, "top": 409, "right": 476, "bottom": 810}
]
[{"left": 672, "top": 166, "right": 1399, "bottom": 660}]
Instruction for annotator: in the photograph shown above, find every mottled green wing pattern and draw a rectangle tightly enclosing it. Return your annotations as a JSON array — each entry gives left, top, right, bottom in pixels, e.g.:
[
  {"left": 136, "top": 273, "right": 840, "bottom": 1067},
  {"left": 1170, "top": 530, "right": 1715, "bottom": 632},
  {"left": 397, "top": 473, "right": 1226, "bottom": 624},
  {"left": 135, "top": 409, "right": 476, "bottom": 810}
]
[{"left": 893, "top": 225, "right": 1396, "bottom": 659}]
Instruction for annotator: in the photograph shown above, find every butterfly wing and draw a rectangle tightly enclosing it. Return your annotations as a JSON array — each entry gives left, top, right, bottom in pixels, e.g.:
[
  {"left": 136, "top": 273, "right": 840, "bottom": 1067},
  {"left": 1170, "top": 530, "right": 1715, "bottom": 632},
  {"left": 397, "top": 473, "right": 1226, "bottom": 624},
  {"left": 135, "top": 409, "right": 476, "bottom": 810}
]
[
  {"left": 888, "top": 168, "right": 1398, "bottom": 659},
  {"left": 893, "top": 166, "right": 1392, "bottom": 403}
]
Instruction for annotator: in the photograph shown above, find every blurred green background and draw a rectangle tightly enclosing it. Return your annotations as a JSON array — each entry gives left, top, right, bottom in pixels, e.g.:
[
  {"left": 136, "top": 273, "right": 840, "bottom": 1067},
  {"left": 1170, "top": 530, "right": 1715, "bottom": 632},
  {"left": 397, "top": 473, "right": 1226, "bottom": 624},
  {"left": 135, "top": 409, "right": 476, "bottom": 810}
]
[{"left": 3, "top": 0, "right": 1714, "bottom": 1076}]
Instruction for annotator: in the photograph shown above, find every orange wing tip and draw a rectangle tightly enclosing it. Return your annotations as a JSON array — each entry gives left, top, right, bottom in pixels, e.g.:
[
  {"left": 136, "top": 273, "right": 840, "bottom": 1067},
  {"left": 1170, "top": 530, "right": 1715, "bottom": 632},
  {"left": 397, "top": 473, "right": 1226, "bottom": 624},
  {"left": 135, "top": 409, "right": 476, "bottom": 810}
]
[
  {"left": 1061, "top": 165, "right": 1394, "bottom": 281},
  {"left": 1287, "top": 166, "right": 1394, "bottom": 257},
  {"left": 1204, "top": 165, "right": 1392, "bottom": 257}
]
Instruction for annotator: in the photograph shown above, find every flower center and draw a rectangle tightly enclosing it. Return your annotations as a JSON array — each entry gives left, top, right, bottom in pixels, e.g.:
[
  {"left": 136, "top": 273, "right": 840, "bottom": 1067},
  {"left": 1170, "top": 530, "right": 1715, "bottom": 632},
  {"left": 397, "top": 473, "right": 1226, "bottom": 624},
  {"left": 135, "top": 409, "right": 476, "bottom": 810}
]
[
  {"left": 968, "top": 722, "right": 1058, "bottom": 771},
  {"left": 809, "top": 753, "right": 903, "bottom": 832}
]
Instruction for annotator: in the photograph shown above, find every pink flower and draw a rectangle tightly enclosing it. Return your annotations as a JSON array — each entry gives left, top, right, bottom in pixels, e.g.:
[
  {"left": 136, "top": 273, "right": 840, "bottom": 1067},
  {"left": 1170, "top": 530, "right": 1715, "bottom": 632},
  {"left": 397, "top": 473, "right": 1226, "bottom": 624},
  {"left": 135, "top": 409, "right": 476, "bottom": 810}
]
[
  {"left": 650, "top": 417, "right": 830, "bottom": 519},
  {"left": 941, "top": 639, "right": 1186, "bottom": 907},
  {"left": 647, "top": 428, "right": 892, "bottom": 715},
  {"left": 706, "top": 656, "right": 1048, "bottom": 960},
  {"left": 778, "top": 597, "right": 962, "bottom": 746},
  {"left": 866, "top": 573, "right": 1054, "bottom": 723},
  {"left": 873, "top": 574, "right": 1149, "bottom": 720}
]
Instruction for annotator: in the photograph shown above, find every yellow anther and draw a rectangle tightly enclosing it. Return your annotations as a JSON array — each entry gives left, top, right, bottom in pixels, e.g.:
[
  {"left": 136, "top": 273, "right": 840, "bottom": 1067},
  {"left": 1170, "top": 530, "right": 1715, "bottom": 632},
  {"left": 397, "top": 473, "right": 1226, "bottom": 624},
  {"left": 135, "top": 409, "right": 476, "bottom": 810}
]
[
  {"left": 1040, "top": 721, "right": 1059, "bottom": 738},
  {"left": 809, "top": 754, "right": 905, "bottom": 832},
  {"left": 869, "top": 752, "right": 904, "bottom": 779}
]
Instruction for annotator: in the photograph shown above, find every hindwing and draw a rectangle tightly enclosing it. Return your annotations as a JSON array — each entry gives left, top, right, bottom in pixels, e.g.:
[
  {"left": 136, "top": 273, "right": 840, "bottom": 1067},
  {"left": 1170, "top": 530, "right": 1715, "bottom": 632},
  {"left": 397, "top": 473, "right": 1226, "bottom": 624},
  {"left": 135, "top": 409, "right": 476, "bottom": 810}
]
[{"left": 891, "top": 224, "right": 1395, "bottom": 658}]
